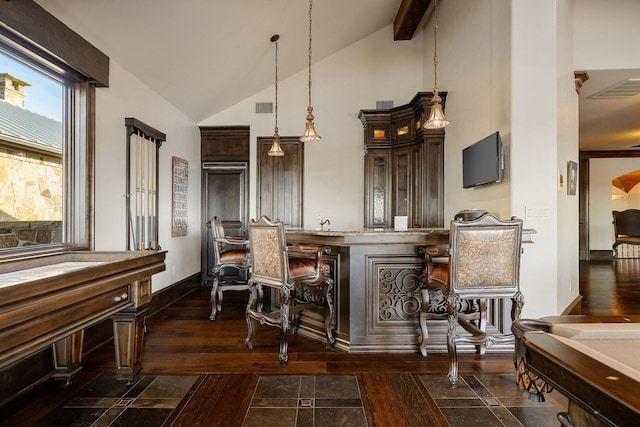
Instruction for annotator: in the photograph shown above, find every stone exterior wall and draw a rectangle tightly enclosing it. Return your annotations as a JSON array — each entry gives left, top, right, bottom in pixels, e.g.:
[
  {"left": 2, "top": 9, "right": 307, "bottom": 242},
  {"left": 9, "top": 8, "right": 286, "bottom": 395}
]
[
  {"left": 0, "top": 220, "right": 62, "bottom": 248},
  {"left": 0, "top": 146, "right": 62, "bottom": 222}
]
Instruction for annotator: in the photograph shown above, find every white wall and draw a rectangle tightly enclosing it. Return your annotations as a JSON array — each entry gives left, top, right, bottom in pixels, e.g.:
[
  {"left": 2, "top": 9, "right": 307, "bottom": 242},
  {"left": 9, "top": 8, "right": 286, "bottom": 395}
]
[
  {"left": 433, "top": 0, "right": 512, "bottom": 219},
  {"left": 432, "top": 0, "right": 579, "bottom": 317},
  {"left": 94, "top": 61, "right": 201, "bottom": 292},
  {"left": 200, "top": 26, "right": 424, "bottom": 229},
  {"left": 590, "top": 157, "right": 640, "bottom": 250},
  {"left": 574, "top": 0, "right": 640, "bottom": 70}
]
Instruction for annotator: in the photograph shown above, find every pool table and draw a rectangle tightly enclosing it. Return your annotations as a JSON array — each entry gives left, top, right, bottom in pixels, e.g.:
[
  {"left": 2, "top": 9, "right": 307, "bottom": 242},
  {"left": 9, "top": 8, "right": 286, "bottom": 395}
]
[
  {"left": 512, "top": 315, "right": 640, "bottom": 427},
  {"left": 0, "top": 250, "right": 166, "bottom": 383}
]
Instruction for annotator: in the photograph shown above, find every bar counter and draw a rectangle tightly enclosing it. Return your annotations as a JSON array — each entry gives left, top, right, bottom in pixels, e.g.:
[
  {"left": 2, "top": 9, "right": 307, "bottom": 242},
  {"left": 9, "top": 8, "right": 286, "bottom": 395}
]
[
  {"left": 285, "top": 228, "right": 448, "bottom": 353},
  {"left": 285, "top": 227, "right": 535, "bottom": 354}
]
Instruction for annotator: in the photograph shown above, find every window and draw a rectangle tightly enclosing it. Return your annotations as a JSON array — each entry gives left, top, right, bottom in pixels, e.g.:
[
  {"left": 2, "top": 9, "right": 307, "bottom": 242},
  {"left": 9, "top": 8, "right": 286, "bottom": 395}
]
[
  {"left": 0, "top": 22, "right": 99, "bottom": 256},
  {"left": 0, "top": 50, "right": 75, "bottom": 252}
]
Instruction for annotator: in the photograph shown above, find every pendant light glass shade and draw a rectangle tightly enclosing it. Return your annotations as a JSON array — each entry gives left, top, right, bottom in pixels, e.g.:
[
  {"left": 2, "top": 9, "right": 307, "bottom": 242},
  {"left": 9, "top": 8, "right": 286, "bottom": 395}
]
[
  {"left": 300, "top": 107, "right": 320, "bottom": 143},
  {"left": 300, "top": 0, "right": 321, "bottom": 142},
  {"left": 425, "top": 0, "right": 450, "bottom": 130},
  {"left": 268, "top": 135, "right": 284, "bottom": 156},
  {"left": 268, "top": 34, "right": 285, "bottom": 157},
  {"left": 425, "top": 90, "right": 450, "bottom": 129}
]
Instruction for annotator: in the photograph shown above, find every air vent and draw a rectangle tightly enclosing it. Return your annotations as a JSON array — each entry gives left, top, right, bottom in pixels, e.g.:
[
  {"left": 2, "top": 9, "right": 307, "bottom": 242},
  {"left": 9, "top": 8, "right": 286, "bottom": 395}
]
[
  {"left": 255, "top": 102, "right": 273, "bottom": 114},
  {"left": 376, "top": 100, "right": 394, "bottom": 109},
  {"left": 588, "top": 78, "right": 640, "bottom": 99}
]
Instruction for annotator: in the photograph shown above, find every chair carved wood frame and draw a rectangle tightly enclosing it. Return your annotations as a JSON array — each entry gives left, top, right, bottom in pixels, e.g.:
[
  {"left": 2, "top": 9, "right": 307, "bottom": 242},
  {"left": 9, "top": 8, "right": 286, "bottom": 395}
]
[
  {"left": 244, "top": 216, "right": 335, "bottom": 365},
  {"left": 209, "top": 216, "right": 251, "bottom": 321},
  {"left": 421, "top": 213, "right": 524, "bottom": 386}
]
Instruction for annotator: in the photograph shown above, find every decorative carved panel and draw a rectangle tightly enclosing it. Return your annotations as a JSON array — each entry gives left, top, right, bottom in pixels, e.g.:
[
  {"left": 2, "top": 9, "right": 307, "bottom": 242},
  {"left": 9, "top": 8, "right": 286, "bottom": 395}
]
[{"left": 378, "top": 266, "right": 422, "bottom": 321}]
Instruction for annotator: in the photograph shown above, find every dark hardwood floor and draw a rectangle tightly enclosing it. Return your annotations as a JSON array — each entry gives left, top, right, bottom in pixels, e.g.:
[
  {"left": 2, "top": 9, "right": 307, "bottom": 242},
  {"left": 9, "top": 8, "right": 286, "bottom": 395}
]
[{"left": 1, "top": 259, "right": 636, "bottom": 426}]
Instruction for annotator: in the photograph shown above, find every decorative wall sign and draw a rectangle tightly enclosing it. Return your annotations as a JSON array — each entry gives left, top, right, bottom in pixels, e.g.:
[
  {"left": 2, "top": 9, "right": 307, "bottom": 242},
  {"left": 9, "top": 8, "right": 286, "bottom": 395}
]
[{"left": 171, "top": 156, "right": 188, "bottom": 236}]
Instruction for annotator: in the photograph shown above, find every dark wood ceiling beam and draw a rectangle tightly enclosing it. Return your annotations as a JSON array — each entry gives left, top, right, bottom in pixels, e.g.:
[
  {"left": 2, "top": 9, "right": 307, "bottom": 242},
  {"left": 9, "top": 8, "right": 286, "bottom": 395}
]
[
  {"left": 0, "top": 0, "right": 109, "bottom": 86},
  {"left": 393, "top": 0, "right": 432, "bottom": 41}
]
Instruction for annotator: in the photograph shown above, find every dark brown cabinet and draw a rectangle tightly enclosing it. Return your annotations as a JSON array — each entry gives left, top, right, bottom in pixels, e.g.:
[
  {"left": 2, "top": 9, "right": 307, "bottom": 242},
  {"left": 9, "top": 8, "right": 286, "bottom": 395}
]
[
  {"left": 200, "top": 126, "right": 250, "bottom": 162},
  {"left": 199, "top": 126, "right": 250, "bottom": 284},
  {"left": 256, "top": 137, "right": 304, "bottom": 228},
  {"left": 360, "top": 92, "right": 446, "bottom": 229}
]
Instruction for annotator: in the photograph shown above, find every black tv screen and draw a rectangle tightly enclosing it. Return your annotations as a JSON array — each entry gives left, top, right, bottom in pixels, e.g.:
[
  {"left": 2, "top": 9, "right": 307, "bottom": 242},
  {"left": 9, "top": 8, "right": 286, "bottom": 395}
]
[{"left": 462, "top": 132, "right": 504, "bottom": 188}]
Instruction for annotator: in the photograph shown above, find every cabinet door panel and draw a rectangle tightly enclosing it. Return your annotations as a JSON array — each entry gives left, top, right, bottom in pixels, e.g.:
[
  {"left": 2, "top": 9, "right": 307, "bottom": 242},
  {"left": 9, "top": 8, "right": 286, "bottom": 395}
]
[
  {"left": 257, "top": 137, "right": 303, "bottom": 227},
  {"left": 392, "top": 148, "right": 411, "bottom": 218},
  {"left": 365, "top": 150, "right": 391, "bottom": 228}
]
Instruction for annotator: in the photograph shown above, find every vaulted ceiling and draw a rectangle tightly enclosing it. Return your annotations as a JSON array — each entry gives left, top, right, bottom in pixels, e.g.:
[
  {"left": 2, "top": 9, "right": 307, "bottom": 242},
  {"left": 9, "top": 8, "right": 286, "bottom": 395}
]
[
  {"left": 34, "top": 0, "right": 640, "bottom": 152},
  {"left": 36, "top": 0, "right": 431, "bottom": 123}
]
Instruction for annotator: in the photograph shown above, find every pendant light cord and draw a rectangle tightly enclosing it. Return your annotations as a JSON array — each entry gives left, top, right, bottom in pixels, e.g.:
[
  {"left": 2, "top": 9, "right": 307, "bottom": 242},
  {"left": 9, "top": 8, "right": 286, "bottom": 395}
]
[
  {"left": 274, "top": 36, "right": 279, "bottom": 135},
  {"left": 433, "top": 0, "right": 439, "bottom": 93},
  {"left": 307, "top": 0, "right": 313, "bottom": 111}
]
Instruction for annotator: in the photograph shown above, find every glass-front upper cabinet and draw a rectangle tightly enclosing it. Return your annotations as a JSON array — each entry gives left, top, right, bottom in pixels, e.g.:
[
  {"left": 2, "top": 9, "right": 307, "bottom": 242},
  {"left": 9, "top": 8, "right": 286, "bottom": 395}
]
[
  {"left": 360, "top": 92, "right": 446, "bottom": 229},
  {"left": 365, "top": 150, "right": 391, "bottom": 228},
  {"left": 393, "top": 149, "right": 410, "bottom": 218}
]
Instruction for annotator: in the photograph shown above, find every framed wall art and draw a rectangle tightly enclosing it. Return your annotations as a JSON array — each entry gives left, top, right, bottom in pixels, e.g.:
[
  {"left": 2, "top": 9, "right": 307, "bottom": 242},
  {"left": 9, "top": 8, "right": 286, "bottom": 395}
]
[{"left": 171, "top": 156, "right": 188, "bottom": 236}]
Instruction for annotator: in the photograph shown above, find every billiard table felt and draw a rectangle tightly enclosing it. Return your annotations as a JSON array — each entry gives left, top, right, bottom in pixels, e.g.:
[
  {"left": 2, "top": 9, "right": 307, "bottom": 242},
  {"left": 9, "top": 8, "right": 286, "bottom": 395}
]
[{"left": 548, "top": 323, "right": 640, "bottom": 382}]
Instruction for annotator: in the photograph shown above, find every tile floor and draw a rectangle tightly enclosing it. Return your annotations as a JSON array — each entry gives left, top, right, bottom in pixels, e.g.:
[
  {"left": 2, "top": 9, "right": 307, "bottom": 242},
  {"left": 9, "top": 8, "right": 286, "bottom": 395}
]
[
  {"left": 244, "top": 375, "right": 367, "bottom": 427},
  {"left": 31, "top": 373, "right": 560, "bottom": 426},
  {"left": 34, "top": 375, "right": 199, "bottom": 427},
  {"left": 420, "top": 374, "right": 560, "bottom": 427}
]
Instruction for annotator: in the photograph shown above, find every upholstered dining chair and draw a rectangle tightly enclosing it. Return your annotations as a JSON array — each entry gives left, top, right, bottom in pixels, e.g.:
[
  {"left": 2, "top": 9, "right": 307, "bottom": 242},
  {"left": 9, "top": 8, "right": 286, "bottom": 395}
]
[
  {"left": 422, "top": 213, "right": 524, "bottom": 386},
  {"left": 419, "top": 209, "right": 487, "bottom": 356},
  {"left": 244, "top": 216, "right": 335, "bottom": 365},
  {"left": 209, "top": 216, "right": 250, "bottom": 321}
]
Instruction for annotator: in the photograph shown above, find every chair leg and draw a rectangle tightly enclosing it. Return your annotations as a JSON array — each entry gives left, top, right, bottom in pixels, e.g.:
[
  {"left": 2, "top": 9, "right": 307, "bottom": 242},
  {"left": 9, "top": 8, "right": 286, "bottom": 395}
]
[
  {"left": 217, "top": 289, "right": 224, "bottom": 312},
  {"left": 324, "top": 278, "right": 336, "bottom": 347},
  {"left": 209, "top": 272, "right": 220, "bottom": 321},
  {"left": 419, "top": 287, "right": 430, "bottom": 357},
  {"left": 446, "top": 293, "right": 460, "bottom": 387},
  {"left": 278, "top": 285, "right": 291, "bottom": 366},
  {"left": 244, "top": 280, "right": 257, "bottom": 350},
  {"left": 476, "top": 298, "right": 487, "bottom": 355},
  {"left": 512, "top": 291, "right": 525, "bottom": 320}
]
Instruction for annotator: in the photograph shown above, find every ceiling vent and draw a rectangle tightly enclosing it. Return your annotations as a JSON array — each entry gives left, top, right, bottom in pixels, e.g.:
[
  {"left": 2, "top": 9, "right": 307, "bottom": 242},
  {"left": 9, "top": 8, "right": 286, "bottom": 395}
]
[
  {"left": 255, "top": 102, "right": 273, "bottom": 114},
  {"left": 376, "top": 100, "right": 394, "bottom": 109},
  {"left": 588, "top": 78, "right": 640, "bottom": 99}
]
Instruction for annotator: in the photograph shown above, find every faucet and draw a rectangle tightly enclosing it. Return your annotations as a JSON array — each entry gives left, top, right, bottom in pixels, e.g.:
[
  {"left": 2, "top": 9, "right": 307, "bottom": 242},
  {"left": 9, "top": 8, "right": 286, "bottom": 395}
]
[{"left": 320, "top": 219, "right": 330, "bottom": 231}]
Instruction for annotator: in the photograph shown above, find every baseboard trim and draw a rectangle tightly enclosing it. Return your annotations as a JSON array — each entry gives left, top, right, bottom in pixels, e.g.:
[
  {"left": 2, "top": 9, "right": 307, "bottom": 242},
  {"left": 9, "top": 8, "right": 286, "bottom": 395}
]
[{"left": 589, "top": 250, "right": 613, "bottom": 261}]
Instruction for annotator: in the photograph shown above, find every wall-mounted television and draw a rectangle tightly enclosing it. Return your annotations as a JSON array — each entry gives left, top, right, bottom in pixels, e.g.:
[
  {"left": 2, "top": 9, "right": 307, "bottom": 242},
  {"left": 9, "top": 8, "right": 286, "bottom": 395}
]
[{"left": 462, "top": 131, "right": 504, "bottom": 189}]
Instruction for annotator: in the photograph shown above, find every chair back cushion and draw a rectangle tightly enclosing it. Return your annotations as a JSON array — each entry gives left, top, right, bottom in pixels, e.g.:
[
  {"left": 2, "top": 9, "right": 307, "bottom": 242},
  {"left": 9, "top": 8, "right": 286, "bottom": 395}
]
[
  {"left": 449, "top": 213, "right": 522, "bottom": 298},
  {"left": 211, "top": 217, "right": 226, "bottom": 251},
  {"left": 613, "top": 209, "right": 640, "bottom": 238},
  {"left": 248, "top": 216, "right": 289, "bottom": 287}
]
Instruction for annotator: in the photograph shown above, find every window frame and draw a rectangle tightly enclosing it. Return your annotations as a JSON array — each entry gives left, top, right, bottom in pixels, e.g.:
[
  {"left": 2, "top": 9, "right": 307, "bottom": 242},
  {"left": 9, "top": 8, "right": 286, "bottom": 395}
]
[{"left": 0, "top": 3, "right": 106, "bottom": 260}]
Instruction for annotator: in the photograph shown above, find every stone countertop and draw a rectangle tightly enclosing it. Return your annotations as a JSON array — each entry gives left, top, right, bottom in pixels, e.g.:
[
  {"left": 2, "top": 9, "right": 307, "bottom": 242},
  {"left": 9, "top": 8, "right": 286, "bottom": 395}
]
[
  {"left": 284, "top": 227, "right": 449, "bottom": 236},
  {"left": 284, "top": 228, "right": 450, "bottom": 246},
  {"left": 285, "top": 227, "right": 536, "bottom": 244}
]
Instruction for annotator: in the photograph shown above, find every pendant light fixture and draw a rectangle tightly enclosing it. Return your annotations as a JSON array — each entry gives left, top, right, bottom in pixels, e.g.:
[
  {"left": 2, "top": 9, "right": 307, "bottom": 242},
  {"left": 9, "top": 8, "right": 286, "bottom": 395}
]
[
  {"left": 425, "top": 0, "right": 450, "bottom": 129},
  {"left": 299, "top": 0, "right": 321, "bottom": 143},
  {"left": 268, "top": 34, "right": 285, "bottom": 156}
]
